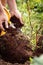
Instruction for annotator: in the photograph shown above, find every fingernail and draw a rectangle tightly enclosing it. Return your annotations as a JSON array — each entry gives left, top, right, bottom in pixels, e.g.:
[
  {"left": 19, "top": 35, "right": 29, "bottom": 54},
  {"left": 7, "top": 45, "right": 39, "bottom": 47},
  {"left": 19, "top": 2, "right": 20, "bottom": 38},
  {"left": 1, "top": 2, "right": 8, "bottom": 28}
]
[{"left": 6, "top": 25, "right": 8, "bottom": 28}]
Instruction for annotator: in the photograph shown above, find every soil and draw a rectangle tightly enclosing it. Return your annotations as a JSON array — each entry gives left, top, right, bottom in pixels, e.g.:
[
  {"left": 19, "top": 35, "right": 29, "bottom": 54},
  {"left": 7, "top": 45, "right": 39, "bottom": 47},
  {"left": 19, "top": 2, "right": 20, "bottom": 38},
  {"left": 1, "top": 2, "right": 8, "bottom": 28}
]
[
  {"left": 0, "top": 20, "right": 43, "bottom": 65},
  {"left": 0, "top": 27, "right": 33, "bottom": 65},
  {"left": 0, "top": 59, "right": 30, "bottom": 65},
  {"left": 10, "top": 15, "right": 24, "bottom": 28},
  {"left": 34, "top": 35, "right": 43, "bottom": 56}
]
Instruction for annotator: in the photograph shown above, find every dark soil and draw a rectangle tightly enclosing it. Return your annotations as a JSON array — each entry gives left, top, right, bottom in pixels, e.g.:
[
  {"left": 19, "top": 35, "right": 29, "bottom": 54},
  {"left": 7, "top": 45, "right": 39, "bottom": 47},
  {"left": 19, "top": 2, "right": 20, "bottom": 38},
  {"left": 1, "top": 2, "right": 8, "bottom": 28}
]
[
  {"left": 34, "top": 35, "right": 43, "bottom": 56},
  {"left": 10, "top": 15, "right": 24, "bottom": 28},
  {"left": 0, "top": 59, "right": 30, "bottom": 65},
  {"left": 0, "top": 16, "right": 43, "bottom": 65},
  {"left": 0, "top": 27, "right": 33, "bottom": 65}
]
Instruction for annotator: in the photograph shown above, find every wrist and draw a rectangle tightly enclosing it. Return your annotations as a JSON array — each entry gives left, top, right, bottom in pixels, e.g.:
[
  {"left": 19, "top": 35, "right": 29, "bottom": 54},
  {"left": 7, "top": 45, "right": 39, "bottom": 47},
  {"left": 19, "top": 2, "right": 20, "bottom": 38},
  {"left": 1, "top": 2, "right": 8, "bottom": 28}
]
[{"left": 10, "top": 9, "right": 18, "bottom": 17}]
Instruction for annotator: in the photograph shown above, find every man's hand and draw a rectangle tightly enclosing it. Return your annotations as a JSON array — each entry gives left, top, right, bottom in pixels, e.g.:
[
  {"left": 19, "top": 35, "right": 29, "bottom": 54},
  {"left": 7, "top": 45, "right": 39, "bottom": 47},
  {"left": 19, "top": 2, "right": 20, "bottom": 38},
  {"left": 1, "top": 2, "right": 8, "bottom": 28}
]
[
  {"left": 0, "top": 12, "right": 8, "bottom": 30},
  {"left": 0, "top": 1, "right": 8, "bottom": 31},
  {"left": 10, "top": 10, "right": 23, "bottom": 24},
  {"left": 7, "top": 0, "right": 24, "bottom": 27}
]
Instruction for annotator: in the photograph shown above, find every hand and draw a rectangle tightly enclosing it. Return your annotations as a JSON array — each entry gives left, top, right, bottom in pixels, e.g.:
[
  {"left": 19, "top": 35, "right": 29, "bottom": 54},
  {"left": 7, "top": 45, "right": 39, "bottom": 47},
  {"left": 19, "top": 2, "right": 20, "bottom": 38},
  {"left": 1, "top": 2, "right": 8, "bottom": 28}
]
[
  {"left": 0, "top": 12, "right": 8, "bottom": 30},
  {"left": 10, "top": 10, "right": 24, "bottom": 25}
]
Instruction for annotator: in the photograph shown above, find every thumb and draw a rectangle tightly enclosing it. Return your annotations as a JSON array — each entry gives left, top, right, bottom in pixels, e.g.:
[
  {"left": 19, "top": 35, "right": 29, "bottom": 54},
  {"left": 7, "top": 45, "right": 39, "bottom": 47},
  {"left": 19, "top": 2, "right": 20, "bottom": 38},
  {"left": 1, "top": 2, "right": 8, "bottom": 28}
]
[{"left": 5, "top": 21, "right": 8, "bottom": 28}]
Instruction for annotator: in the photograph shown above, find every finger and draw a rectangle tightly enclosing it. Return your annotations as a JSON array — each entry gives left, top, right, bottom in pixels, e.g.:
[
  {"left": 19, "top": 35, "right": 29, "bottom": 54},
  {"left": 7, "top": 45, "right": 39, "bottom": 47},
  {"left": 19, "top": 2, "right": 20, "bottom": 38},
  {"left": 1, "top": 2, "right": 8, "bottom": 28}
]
[
  {"left": 0, "top": 24, "right": 5, "bottom": 31},
  {"left": 5, "top": 21, "right": 8, "bottom": 28},
  {"left": 19, "top": 17, "right": 24, "bottom": 26}
]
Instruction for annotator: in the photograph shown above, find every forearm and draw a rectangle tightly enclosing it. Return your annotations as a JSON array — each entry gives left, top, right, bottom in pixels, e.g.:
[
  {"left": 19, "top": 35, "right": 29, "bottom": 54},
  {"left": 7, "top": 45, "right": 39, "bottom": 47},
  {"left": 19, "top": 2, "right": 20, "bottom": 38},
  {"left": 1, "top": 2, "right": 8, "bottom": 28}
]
[
  {"left": 1, "top": 0, "right": 7, "bottom": 6},
  {"left": 7, "top": 0, "right": 17, "bottom": 12},
  {"left": 0, "top": 0, "right": 4, "bottom": 13}
]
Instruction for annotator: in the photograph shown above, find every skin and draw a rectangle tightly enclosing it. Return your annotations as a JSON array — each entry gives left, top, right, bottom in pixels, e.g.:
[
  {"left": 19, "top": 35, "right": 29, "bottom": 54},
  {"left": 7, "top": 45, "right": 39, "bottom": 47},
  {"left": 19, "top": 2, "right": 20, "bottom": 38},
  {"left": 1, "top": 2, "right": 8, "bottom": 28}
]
[
  {"left": 0, "top": 0, "right": 22, "bottom": 30},
  {"left": 0, "top": 0, "right": 8, "bottom": 30},
  {"left": 1, "top": 0, "right": 7, "bottom": 6}
]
